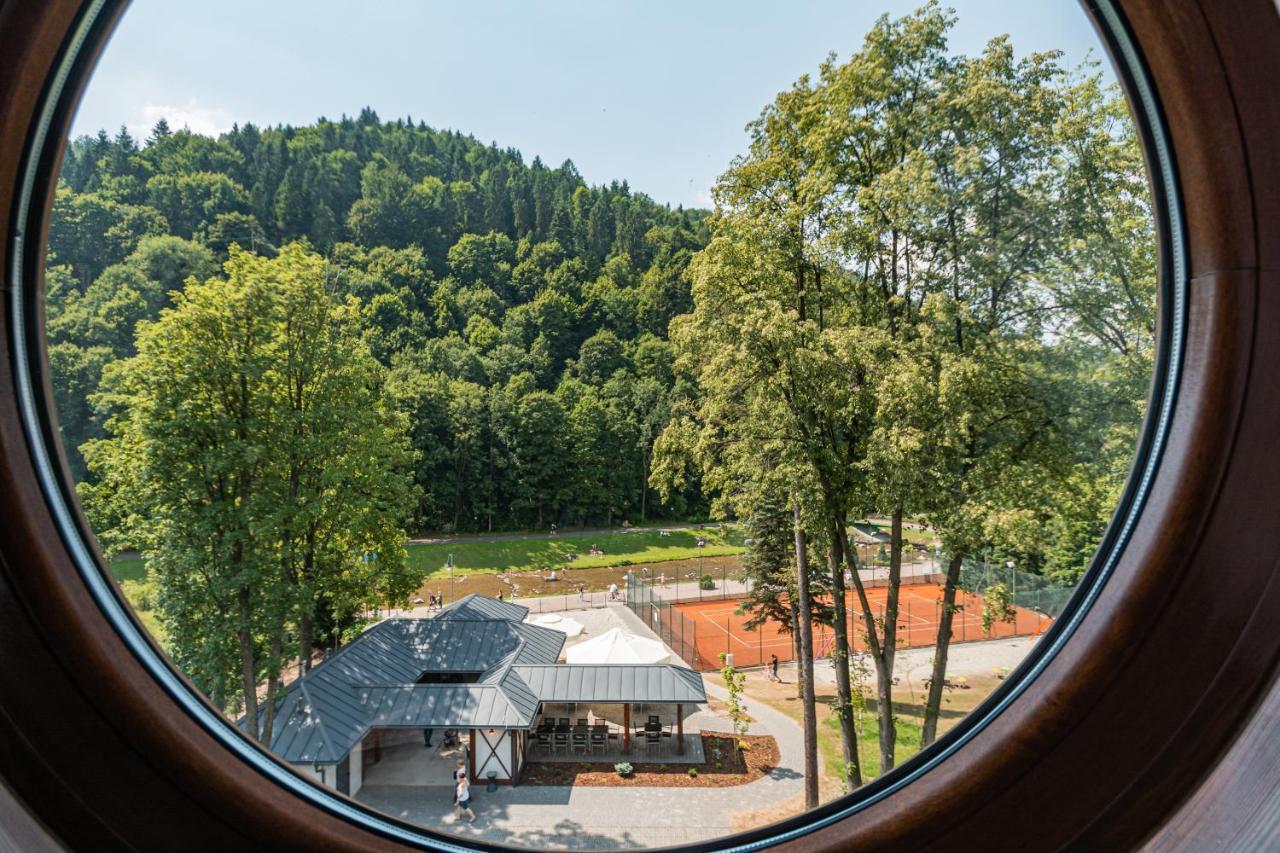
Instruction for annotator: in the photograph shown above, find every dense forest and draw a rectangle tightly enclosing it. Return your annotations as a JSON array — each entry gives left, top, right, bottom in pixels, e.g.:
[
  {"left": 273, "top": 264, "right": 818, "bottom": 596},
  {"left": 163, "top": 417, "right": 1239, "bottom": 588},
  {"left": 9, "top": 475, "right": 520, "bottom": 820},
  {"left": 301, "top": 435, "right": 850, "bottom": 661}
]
[{"left": 47, "top": 108, "right": 710, "bottom": 533}]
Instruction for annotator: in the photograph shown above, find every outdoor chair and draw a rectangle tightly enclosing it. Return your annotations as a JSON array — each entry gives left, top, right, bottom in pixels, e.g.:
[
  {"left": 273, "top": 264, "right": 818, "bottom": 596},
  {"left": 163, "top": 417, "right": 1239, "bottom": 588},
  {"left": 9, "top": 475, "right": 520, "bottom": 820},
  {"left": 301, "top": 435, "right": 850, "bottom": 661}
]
[
  {"left": 589, "top": 729, "right": 606, "bottom": 754},
  {"left": 557, "top": 718, "right": 569, "bottom": 728},
  {"left": 643, "top": 732, "right": 662, "bottom": 755},
  {"left": 552, "top": 731, "right": 569, "bottom": 754},
  {"left": 535, "top": 731, "right": 551, "bottom": 754},
  {"left": 576, "top": 718, "right": 588, "bottom": 727},
  {"left": 647, "top": 715, "right": 660, "bottom": 726},
  {"left": 571, "top": 730, "right": 588, "bottom": 754}
]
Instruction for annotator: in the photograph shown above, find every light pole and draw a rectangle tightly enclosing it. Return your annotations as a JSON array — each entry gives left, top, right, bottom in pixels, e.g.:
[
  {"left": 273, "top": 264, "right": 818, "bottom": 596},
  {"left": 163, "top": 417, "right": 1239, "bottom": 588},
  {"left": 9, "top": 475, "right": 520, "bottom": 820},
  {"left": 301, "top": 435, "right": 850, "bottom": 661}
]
[{"left": 447, "top": 553, "right": 455, "bottom": 604}]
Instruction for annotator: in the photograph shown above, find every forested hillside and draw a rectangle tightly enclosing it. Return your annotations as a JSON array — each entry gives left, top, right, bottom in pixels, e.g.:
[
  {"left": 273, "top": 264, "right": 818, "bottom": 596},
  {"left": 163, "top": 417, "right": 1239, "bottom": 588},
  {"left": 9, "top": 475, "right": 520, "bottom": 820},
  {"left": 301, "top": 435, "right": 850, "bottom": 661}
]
[{"left": 46, "top": 108, "right": 710, "bottom": 532}]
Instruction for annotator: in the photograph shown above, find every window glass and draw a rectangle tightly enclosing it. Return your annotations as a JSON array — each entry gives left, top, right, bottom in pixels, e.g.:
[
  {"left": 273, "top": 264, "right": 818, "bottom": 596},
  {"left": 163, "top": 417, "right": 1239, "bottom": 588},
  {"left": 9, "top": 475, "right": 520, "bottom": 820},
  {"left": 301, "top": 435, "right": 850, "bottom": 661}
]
[{"left": 46, "top": 1, "right": 1157, "bottom": 846}]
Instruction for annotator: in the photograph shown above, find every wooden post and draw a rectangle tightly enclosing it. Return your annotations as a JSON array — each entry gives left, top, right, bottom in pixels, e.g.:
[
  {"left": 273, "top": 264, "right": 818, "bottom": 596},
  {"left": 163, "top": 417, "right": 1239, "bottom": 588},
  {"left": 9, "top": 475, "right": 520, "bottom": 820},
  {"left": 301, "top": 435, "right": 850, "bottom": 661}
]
[
  {"left": 676, "top": 704, "right": 684, "bottom": 755},
  {"left": 623, "top": 704, "right": 631, "bottom": 754},
  {"left": 468, "top": 729, "right": 476, "bottom": 782}
]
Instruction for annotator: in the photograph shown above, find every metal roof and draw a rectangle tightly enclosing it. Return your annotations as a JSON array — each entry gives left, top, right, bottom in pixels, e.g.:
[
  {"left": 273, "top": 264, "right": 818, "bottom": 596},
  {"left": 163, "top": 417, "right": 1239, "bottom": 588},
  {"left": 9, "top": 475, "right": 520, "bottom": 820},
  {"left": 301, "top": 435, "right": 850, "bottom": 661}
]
[
  {"left": 262, "top": 595, "right": 705, "bottom": 765},
  {"left": 436, "top": 593, "right": 529, "bottom": 623},
  {"left": 512, "top": 664, "right": 707, "bottom": 704}
]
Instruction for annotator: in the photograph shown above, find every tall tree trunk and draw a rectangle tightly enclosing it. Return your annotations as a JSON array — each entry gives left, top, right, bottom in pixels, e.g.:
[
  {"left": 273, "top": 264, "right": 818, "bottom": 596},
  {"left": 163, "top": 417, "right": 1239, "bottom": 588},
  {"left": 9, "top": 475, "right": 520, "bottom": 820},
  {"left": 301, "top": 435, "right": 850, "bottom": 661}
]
[
  {"left": 298, "top": 609, "right": 313, "bottom": 678},
  {"left": 262, "top": 627, "right": 283, "bottom": 744},
  {"left": 793, "top": 504, "right": 819, "bottom": 810},
  {"left": 210, "top": 672, "right": 225, "bottom": 717},
  {"left": 640, "top": 451, "right": 649, "bottom": 523},
  {"left": 836, "top": 522, "right": 898, "bottom": 777},
  {"left": 876, "top": 507, "right": 905, "bottom": 772},
  {"left": 922, "top": 551, "right": 965, "bottom": 746},
  {"left": 790, "top": 598, "right": 803, "bottom": 699},
  {"left": 827, "top": 517, "right": 862, "bottom": 789},
  {"left": 237, "top": 586, "right": 260, "bottom": 744}
]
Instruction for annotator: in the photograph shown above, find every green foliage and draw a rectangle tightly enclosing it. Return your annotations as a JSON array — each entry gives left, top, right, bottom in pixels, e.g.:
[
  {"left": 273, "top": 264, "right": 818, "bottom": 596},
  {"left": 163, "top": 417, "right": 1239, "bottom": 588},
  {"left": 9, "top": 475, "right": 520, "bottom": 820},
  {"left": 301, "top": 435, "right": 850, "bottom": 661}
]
[
  {"left": 718, "top": 653, "right": 751, "bottom": 744},
  {"left": 79, "top": 243, "right": 417, "bottom": 735},
  {"left": 50, "top": 113, "right": 713, "bottom": 537},
  {"left": 614, "top": 762, "right": 633, "bottom": 777},
  {"left": 980, "top": 582, "right": 1017, "bottom": 634},
  {"left": 655, "top": 0, "right": 1155, "bottom": 779},
  {"left": 698, "top": 573, "right": 716, "bottom": 590},
  {"left": 687, "top": 767, "right": 698, "bottom": 778}
]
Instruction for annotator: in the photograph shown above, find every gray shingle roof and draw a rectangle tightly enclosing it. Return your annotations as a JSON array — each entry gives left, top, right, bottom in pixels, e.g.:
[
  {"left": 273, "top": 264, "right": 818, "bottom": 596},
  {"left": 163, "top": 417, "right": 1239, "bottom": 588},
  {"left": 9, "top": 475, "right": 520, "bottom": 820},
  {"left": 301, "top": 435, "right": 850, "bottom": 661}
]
[{"left": 263, "top": 595, "right": 704, "bottom": 765}]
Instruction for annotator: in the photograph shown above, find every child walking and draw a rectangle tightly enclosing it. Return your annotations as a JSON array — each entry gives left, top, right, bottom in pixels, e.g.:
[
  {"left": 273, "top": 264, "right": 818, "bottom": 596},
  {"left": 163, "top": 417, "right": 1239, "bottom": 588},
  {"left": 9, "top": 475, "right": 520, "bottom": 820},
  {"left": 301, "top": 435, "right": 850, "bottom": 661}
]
[{"left": 454, "top": 774, "right": 476, "bottom": 824}]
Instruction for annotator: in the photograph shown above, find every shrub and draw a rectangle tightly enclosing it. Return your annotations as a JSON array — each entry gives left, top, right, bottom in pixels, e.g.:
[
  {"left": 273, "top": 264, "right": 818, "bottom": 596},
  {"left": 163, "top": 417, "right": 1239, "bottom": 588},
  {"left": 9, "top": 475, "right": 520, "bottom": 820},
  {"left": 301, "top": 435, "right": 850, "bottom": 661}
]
[
  {"left": 687, "top": 767, "right": 698, "bottom": 778},
  {"left": 614, "top": 762, "right": 633, "bottom": 777},
  {"left": 738, "top": 739, "right": 751, "bottom": 751},
  {"left": 698, "top": 573, "right": 715, "bottom": 590}
]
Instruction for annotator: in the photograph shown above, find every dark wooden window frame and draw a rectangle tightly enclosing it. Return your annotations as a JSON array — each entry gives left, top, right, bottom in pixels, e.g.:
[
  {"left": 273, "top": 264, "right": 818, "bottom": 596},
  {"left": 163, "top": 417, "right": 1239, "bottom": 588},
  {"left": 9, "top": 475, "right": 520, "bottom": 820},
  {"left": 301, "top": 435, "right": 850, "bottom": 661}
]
[{"left": 0, "top": 0, "right": 1278, "bottom": 850}]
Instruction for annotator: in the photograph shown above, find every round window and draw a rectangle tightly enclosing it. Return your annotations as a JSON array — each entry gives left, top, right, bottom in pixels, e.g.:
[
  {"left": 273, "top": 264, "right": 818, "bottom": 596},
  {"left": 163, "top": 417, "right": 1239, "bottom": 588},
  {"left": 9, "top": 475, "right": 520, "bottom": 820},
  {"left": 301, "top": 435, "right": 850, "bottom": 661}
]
[{"left": 7, "top": 1, "right": 1279, "bottom": 851}]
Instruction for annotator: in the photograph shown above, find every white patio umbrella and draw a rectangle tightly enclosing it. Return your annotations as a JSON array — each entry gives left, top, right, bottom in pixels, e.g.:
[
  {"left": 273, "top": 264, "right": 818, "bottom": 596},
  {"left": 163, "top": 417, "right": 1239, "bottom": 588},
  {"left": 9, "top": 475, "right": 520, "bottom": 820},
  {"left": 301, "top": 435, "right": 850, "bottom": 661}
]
[
  {"left": 525, "top": 612, "right": 585, "bottom": 638},
  {"left": 564, "top": 627, "right": 669, "bottom": 664}
]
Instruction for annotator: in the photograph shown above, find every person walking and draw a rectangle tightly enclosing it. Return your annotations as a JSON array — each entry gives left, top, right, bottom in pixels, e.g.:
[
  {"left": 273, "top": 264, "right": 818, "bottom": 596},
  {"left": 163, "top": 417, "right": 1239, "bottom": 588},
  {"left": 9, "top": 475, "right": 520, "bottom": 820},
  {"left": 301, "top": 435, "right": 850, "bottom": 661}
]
[
  {"left": 577, "top": 584, "right": 586, "bottom": 606},
  {"left": 608, "top": 582, "right": 619, "bottom": 601},
  {"left": 454, "top": 773, "right": 476, "bottom": 824},
  {"left": 768, "top": 654, "right": 780, "bottom": 682}
]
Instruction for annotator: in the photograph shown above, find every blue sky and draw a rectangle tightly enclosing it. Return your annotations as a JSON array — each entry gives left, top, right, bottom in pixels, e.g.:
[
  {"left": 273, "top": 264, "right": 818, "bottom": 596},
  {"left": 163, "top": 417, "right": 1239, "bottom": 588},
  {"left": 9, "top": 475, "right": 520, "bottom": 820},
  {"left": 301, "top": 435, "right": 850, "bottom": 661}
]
[{"left": 72, "top": 1, "right": 1115, "bottom": 208}]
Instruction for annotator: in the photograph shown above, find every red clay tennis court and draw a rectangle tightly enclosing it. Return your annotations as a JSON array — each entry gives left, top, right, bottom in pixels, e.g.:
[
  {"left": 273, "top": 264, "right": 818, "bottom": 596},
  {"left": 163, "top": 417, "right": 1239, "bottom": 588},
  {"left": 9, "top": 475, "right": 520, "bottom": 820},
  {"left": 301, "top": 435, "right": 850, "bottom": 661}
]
[{"left": 673, "top": 582, "right": 1052, "bottom": 671}]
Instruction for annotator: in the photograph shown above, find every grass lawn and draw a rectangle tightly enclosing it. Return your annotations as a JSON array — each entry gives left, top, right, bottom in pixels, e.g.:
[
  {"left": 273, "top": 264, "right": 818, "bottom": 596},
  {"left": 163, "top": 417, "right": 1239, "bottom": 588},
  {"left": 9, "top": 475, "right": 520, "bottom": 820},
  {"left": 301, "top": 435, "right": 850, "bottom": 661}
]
[
  {"left": 107, "top": 526, "right": 745, "bottom": 585},
  {"left": 709, "top": 668, "right": 997, "bottom": 804},
  {"left": 108, "top": 555, "right": 146, "bottom": 582},
  {"left": 409, "top": 527, "right": 744, "bottom": 579}
]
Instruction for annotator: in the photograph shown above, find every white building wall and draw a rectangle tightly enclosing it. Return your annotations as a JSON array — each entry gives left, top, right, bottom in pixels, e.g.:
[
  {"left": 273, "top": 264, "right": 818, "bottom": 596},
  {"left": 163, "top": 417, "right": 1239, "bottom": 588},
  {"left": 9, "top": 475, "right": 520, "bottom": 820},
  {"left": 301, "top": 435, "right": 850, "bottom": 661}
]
[
  {"left": 476, "top": 731, "right": 511, "bottom": 781},
  {"left": 348, "top": 739, "right": 363, "bottom": 796},
  {"left": 296, "top": 762, "right": 330, "bottom": 788}
]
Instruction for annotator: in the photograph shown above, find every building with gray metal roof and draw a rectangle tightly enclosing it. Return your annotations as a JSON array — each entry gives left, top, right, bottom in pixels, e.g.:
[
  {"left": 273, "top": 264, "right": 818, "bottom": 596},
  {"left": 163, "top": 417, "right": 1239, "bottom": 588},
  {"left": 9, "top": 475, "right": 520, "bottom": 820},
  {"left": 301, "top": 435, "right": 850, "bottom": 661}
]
[{"left": 264, "top": 594, "right": 706, "bottom": 796}]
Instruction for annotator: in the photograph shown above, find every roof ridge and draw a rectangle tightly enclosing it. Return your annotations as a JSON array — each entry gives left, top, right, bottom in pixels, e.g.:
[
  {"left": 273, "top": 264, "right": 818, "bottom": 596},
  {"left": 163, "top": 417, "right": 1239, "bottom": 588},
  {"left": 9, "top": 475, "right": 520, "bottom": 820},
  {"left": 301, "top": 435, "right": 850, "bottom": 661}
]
[{"left": 295, "top": 676, "right": 339, "bottom": 763}]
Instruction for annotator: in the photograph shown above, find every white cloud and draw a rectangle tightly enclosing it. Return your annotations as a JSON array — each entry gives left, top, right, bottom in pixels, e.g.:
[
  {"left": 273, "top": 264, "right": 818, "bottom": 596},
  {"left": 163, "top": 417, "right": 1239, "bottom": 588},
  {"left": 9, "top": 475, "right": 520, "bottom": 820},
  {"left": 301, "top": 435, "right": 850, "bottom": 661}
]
[{"left": 128, "top": 99, "right": 237, "bottom": 142}]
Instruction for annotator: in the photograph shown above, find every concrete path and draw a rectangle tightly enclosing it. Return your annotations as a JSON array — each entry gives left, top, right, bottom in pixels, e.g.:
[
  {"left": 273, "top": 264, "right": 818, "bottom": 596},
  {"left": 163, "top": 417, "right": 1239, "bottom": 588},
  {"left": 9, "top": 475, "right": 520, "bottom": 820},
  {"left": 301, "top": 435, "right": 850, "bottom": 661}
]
[{"left": 356, "top": 679, "right": 806, "bottom": 850}]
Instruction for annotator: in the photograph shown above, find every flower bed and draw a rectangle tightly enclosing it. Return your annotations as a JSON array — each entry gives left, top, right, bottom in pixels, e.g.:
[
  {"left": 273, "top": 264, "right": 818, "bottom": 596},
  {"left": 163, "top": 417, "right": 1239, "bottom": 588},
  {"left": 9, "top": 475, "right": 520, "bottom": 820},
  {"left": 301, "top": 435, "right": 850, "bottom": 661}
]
[{"left": 519, "top": 733, "right": 779, "bottom": 788}]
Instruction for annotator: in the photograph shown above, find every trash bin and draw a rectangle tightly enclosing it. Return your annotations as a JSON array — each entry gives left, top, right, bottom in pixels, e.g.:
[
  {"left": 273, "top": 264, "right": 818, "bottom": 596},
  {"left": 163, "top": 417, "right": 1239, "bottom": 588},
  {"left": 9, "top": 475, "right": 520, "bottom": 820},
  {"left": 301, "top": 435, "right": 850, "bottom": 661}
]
[{"left": 485, "top": 770, "right": 498, "bottom": 793}]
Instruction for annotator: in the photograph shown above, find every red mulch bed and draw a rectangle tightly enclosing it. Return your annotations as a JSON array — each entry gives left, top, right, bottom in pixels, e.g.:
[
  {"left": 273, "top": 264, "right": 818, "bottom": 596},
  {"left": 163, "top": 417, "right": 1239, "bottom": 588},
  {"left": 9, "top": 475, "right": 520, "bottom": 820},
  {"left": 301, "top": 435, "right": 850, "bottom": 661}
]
[{"left": 519, "top": 733, "right": 778, "bottom": 787}]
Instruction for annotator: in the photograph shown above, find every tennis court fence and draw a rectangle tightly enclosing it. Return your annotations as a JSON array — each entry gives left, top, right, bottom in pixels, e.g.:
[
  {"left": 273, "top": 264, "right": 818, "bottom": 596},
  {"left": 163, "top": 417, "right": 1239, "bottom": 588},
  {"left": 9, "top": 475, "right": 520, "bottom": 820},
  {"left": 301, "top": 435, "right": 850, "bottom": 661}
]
[
  {"left": 956, "top": 558, "right": 1076, "bottom": 618},
  {"left": 625, "top": 573, "right": 702, "bottom": 668}
]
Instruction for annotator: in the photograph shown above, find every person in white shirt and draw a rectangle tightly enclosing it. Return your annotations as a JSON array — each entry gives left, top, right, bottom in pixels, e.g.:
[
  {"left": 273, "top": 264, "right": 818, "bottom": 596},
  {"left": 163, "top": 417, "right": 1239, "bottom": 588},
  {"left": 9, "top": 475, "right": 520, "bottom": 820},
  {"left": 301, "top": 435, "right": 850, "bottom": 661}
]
[{"left": 454, "top": 774, "right": 475, "bottom": 823}]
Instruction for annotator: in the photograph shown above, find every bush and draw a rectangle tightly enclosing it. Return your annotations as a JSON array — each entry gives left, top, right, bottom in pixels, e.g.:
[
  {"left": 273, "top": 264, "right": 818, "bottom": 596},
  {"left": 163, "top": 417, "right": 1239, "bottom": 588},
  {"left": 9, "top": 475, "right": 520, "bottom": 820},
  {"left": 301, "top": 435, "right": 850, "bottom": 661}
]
[
  {"left": 698, "top": 573, "right": 716, "bottom": 590},
  {"left": 614, "top": 762, "right": 633, "bottom": 777},
  {"left": 687, "top": 767, "right": 698, "bottom": 778}
]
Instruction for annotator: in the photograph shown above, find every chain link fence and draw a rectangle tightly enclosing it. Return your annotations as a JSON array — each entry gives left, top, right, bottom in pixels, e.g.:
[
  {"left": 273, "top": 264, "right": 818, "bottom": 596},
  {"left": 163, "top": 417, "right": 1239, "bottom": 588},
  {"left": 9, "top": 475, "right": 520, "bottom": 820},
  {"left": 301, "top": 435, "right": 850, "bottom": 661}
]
[
  {"left": 955, "top": 557, "right": 1077, "bottom": 618},
  {"left": 625, "top": 573, "right": 701, "bottom": 668}
]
